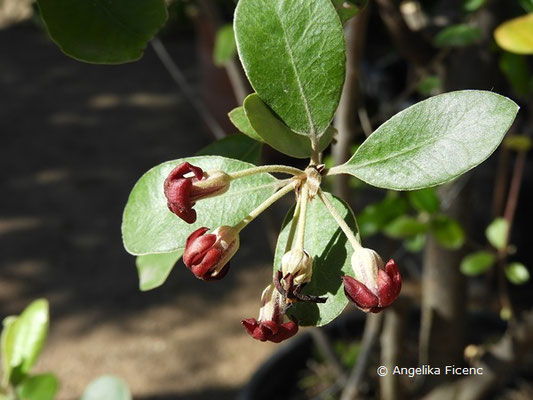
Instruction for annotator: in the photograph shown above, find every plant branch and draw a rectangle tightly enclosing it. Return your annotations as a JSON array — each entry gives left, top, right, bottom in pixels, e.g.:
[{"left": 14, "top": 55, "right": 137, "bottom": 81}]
[
  {"left": 340, "top": 313, "right": 384, "bottom": 400},
  {"left": 151, "top": 37, "right": 226, "bottom": 140}
]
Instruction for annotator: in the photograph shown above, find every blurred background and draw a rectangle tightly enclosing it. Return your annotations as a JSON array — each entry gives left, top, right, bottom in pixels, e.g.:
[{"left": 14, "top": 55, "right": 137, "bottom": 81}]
[{"left": 1, "top": 0, "right": 532, "bottom": 399}]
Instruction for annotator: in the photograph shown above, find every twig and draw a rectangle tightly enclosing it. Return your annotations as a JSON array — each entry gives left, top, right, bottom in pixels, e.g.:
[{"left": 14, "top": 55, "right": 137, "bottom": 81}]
[
  {"left": 340, "top": 313, "right": 384, "bottom": 400},
  {"left": 496, "top": 150, "right": 527, "bottom": 322},
  {"left": 151, "top": 37, "right": 226, "bottom": 139},
  {"left": 309, "top": 328, "right": 347, "bottom": 381},
  {"left": 380, "top": 300, "right": 408, "bottom": 400}
]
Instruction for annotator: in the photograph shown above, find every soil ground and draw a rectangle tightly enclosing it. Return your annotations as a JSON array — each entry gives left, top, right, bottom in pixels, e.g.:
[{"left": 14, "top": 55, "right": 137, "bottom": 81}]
[{"left": 0, "top": 24, "right": 283, "bottom": 399}]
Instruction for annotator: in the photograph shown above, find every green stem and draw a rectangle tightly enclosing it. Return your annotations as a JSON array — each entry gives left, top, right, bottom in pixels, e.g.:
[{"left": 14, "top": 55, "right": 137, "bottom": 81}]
[
  {"left": 317, "top": 189, "right": 361, "bottom": 251},
  {"left": 284, "top": 195, "right": 301, "bottom": 253},
  {"left": 295, "top": 183, "right": 309, "bottom": 250},
  {"left": 234, "top": 181, "right": 297, "bottom": 232},
  {"left": 229, "top": 165, "right": 304, "bottom": 180}
]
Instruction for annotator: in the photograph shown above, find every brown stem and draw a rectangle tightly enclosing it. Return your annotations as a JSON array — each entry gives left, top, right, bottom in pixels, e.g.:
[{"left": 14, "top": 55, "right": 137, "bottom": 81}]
[
  {"left": 309, "top": 328, "right": 347, "bottom": 381},
  {"left": 340, "top": 313, "right": 384, "bottom": 400},
  {"left": 375, "top": 0, "right": 435, "bottom": 67},
  {"left": 332, "top": 8, "right": 369, "bottom": 199},
  {"left": 496, "top": 150, "right": 527, "bottom": 322},
  {"left": 491, "top": 147, "right": 510, "bottom": 218}
]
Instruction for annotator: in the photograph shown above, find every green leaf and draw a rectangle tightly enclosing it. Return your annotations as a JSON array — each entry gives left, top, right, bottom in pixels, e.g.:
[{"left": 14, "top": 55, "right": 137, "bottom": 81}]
[
  {"left": 384, "top": 216, "right": 428, "bottom": 239},
  {"left": 431, "top": 215, "right": 465, "bottom": 250},
  {"left": 408, "top": 188, "right": 440, "bottom": 214},
  {"left": 494, "top": 14, "right": 533, "bottom": 55},
  {"left": 485, "top": 217, "right": 509, "bottom": 251},
  {"left": 1, "top": 300, "right": 49, "bottom": 385},
  {"left": 196, "top": 134, "right": 262, "bottom": 164},
  {"left": 460, "top": 251, "right": 496, "bottom": 276},
  {"left": 228, "top": 107, "right": 264, "bottom": 143},
  {"left": 332, "top": 0, "right": 368, "bottom": 25},
  {"left": 243, "top": 94, "right": 335, "bottom": 158},
  {"left": 505, "top": 262, "right": 530, "bottom": 285},
  {"left": 235, "top": 0, "right": 346, "bottom": 136},
  {"left": 356, "top": 194, "right": 408, "bottom": 237},
  {"left": 37, "top": 0, "right": 167, "bottom": 64},
  {"left": 81, "top": 376, "right": 131, "bottom": 400},
  {"left": 136, "top": 250, "right": 182, "bottom": 291},
  {"left": 519, "top": 0, "right": 533, "bottom": 13},
  {"left": 417, "top": 75, "right": 442, "bottom": 96},
  {"left": 504, "top": 135, "right": 532, "bottom": 152},
  {"left": 499, "top": 52, "right": 532, "bottom": 96},
  {"left": 404, "top": 234, "right": 426, "bottom": 253},
  {"left": 336, "top": 91, "right": 519, "bottom": 190},
  {"left": 1, "top": 317, "right": 17, "bottom": 387},
  {"left": 213, "top": 24, "right": 237, "bottom": 66},
  {"left": 122, "top": 156, "right": 278, "bottom": 255},
  {"left": 274, "top": 193, "right": 358, "bottom": 326},
  {"left": 16, "top": 374, "right": 59, "bottom": 400},
  {"left": 434, "top": 24, "right": 481, "bottom": 47},
  {"left": 463, "top": 0, "right": 486, "bottom": 12}
]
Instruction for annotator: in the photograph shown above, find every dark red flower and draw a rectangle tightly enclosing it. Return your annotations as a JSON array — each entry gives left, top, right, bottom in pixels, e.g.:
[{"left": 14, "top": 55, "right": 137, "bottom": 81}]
[
  {"left": 183, "top": 226, "right": 239, "bottom": 281},
  {"left": 242, "top": 285, "right": 299, "bottom": 343},
  {"left": 164, "top": 162, "right": 230, "bottom": 224},
  {"left": 343, "top": 249, "right": 401, "bottom": 313}
]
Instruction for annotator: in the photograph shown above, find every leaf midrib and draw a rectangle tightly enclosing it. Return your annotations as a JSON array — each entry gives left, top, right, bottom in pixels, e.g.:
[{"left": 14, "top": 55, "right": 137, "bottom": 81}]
[{"left": 274, "top": 3, "right": 316, "bottom": 138}]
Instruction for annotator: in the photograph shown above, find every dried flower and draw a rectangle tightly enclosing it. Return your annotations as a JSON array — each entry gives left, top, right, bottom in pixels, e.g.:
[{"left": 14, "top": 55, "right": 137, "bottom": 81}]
[{"left": 183, "top": 226, "right": 239, "bottom": 281}]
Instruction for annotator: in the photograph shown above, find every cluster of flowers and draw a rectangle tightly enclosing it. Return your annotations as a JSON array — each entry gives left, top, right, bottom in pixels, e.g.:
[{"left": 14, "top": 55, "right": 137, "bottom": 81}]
[{"left": 164, "top": 162, "right": 402, "bottom": 343}]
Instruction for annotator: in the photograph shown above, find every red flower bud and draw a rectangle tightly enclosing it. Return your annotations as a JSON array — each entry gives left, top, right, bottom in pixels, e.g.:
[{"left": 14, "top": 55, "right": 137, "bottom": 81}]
[
  {"left": 164, "top": 162, "right": 231, "bottom": 224},
  {"left": 242, "top": 285, "right": 298, "bottom": 343},
  {"left": 183, "top": 226, "right": 239, "bottom": 281},
  {"left": 343, "top": 249, "right": 401, "bottom": 313}
]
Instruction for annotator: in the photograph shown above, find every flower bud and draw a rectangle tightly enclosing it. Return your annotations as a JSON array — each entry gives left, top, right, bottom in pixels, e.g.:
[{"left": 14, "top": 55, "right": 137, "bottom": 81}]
[
  {"left": 183, "top": 226, "right": 239, "bottom": 281},
  {"left": 343, "top": 248, "right": 401, "bottom": 313},
  {"left": 164, "top": 162, "right": 231, "bottom": 224},
  {"left": 281, "top": 249, "right": 313, "bottom": 286},
  {"left": 242, "top": 284, "right": 298, "bottom": 343}
]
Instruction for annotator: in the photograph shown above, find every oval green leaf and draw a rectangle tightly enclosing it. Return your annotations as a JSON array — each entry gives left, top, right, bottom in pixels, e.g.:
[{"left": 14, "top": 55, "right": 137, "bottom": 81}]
[
  {"left": 213, "top": 24, "right": 237, "bottom": 66},
  {"left": 434, "top": 24, "right": 481, "bottom": 47},
  {"left": 16, "top": 373, "right": 59, "bottom": 400},
  {"left": 136, "top": 251, "right": 182, "bottom": 291},
  {"left": 81, "top": 376, "right": 131, "bottom": 400},
  {"left": 37, "top": 0, "right": 168, "bottom": 64},
  {"left": 505, "top": 262, "right": 530, "bottom": 285},
  {"left": 336, "top": 91, "right": 519, "bottom": 190},
  {"left": 494, "top": 14, "right": 533, "bottom": 55},
  {"left": 431, "top": 215, "right": 465, "bottom": 250},
  {"left": 196, "top": 134, "right": 262, "bottom": 164},
  {"left": 2, "top": 300, "right": 49, "bottom": 385},
  {"left": 485, "top": 217, "right": 509, "bottom": 251},
  {"left": 356, "top": 194, "right": 408, "bottom": 237},
  {"left": 407, "top": 188, "right": 440, "bottom": 214},
  {"left": 235, "top": 0, "right": 346, "bottom": 137},
  {"left": 244, "top": 94, "right": 335, "bottom": 158},
  {"left": 228, "top": 107, "right": 264, "bottom": 143},
  {"left": 274, "top": 193, "right": 358, "bottom": 327},
  {"left": 122, "top": 156, "right": 278, "bottom": 255},
  {"left": 384, "top": 216, "right": 428, "bottom": 239},
  {"left": 460, "top": 251, "right": 495, "bottom": 276}
]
